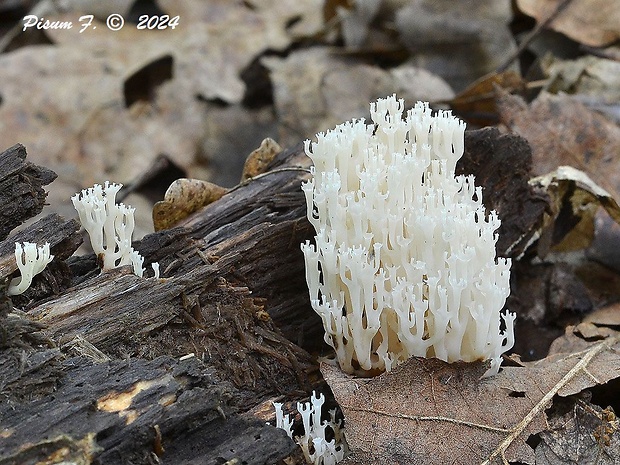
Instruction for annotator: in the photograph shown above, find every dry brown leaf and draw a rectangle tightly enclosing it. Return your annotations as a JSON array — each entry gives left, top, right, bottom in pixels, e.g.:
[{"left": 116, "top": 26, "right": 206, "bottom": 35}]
[
  {"left": 574, "top": 322, "right": 618, "bottom": 340},
  {"left": 517, "top": 0, "right": 620, "bottom": 47},
  {"left": 152, "top": 179, "right": 228, "bottom": 231},
  {"left": 535, "top": 401, "right": 620, "bottom": 464},
  {"left": 241, "top": 138, "right": 282, "bottom": 182},
  {"left": 497, "top": 91, "right": 620, "bottom": 200},
  {"left": 263, "top": 48, "right": 453, "bottom": 147},
  {"left": 158, "top": 0, "right": 324, "bottom": 41},
  {"left": 324, "top": 335, "right": 620, "bottom": 465},
  {"left": 548, "top": 325, "right": 620, "bottom": 358},
  {"left": 449, "top": 70, "right": 526, "bottom": 126},
  {"left": 529, "top": 166, "right": 620, "bottom": 254},
  {"left": 46, "top": 1, "right": 323, "bottom": 105},
  {"left": 540, "top": 54, "right": 620, "bottom": 101},
  {"left": 583, "top": 302, "right": 620, "bottom": 327}
]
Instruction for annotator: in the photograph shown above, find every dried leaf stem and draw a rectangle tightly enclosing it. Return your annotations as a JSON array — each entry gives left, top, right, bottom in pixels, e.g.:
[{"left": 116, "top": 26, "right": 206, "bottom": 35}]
[
  {"left": 344, "top": 405, "right": 511, "bottom": 434},
  {"left": 481, "top": 335, "right": 620, "bottom": 465},
  {"left": 228, "top": 167, "right": 312, "bottom": 194}
]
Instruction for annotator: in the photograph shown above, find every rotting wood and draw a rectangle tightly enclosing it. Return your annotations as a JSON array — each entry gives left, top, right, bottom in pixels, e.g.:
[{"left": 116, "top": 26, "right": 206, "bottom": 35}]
[
  {"left": 0, "top": 130, "right": 548, "bottom": 464},
  {"left": 0, "top": 143, "right": 317, "bottom": 465},
  {"left": 0, "top": 144, "right": 57, "bottom": 240}
]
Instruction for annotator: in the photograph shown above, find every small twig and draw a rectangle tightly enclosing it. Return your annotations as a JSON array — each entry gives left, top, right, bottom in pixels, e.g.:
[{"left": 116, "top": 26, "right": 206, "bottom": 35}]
[
  {"left": 227, "top": 166, "right": 312, "bottom": 195},
  {"left": 344, "top": 405, "right": 512, "bottom": 434},
  {"left": 481, "top": 335, "right": 620, "bottom": 465},
  {"left": 497, "top": 0, "right": 574, "bottom": 72}
]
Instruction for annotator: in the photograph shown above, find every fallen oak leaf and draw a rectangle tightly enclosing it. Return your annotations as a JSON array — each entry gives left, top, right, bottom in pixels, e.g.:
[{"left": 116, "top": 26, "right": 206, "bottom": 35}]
[
  {"left": 482, "top": 336, "right": 620, "bottom": 465},
  {"left": 497, "top": 91, "right": 620, "bottom": 201},
  {"left": 517, "top": 0, "right": 620, "bottom": 47},
  {"left": 323, "top": 334, "right": 620, "bottom": 465}
]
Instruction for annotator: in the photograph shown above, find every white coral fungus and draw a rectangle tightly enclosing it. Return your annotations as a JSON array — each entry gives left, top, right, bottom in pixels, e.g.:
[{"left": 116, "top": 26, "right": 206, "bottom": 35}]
[
  {"left": 8, "top": 242, "right": 54, "bottom": 295},
  {"left": 301, "top": 95, "right": 515, "bottom": 376},
  {"left": 72, "top": 182, "right": 156, "bottom": 277},
  {"left": 274, "top": 392, "right": 346, "bottom": 465}
]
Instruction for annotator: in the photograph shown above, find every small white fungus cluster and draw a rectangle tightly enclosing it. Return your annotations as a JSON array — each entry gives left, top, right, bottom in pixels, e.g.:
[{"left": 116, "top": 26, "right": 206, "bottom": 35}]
[
  {"left": 72, "top": 182, "right": 158, "bottom": 278},
  {"left": 274, "top": 392, "right": 346, "bottom": 465},
  {"left": 301, "top": 95, "right": 515, "bottom": 376},
  {"left": 8, "top": 242, "right": 54, "bottom": 295}
]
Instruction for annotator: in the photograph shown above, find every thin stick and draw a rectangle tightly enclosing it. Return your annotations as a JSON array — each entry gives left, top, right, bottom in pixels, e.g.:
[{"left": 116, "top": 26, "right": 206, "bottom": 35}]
[
  {"left": 497, "top": 0, "right": 574, "bottom": 72},
  {"left": 481, "top": 336, "right": 619, "bottom": 464}
]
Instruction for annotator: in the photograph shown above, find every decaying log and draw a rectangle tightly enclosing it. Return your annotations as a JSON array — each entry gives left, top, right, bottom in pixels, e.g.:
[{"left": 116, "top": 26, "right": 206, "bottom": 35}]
[
  {"left": 0, "top": 354, "right": 296, "bottom": 465},
  {"left": 460, "top": 128, "right": 549, "bottom": 258},
  {"left": 0, "top": 130, "right": 548, "bottom": 464},
  {"left": 1, "top": 144, "right": 317, "bottom": 465}
]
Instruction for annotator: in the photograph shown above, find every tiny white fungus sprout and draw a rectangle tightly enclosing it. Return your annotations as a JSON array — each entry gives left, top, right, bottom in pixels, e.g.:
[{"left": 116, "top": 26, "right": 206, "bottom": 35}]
[
  {"left": 8, "top": 242, "right": 54, "bottom": 295},
  {"left": 151, "top": 262, "right": 160, "bottom": 279},
  {"left": 72, "top": 181, "right": 158, "bottom": 277},
  {"left": 274, "top": 392, "right": 346, "bottom": 465}
]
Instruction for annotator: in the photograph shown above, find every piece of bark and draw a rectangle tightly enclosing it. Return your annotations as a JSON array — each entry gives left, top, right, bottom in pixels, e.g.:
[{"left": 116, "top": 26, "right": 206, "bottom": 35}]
[
  {"left": 459, "top": 127, "right": 550, "bottom": 258},
  {"left": 0, "top": 354, "right": 297, "bottom": 465},
  {"left": 28, "top": 265, "right": 317, "bottom": 403},
  {"left": 133, "top": 144, "right": 322, "bottom": 349},
  {"left": 0, "top": 144, "right": 57, "bottom": 240}
]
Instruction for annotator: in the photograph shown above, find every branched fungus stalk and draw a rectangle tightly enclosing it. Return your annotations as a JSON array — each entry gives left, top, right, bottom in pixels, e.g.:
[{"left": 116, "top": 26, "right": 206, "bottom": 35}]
[
  {"left": 301, "top": 95, "right": 515, "bottom": 376},
  {"left": 72, "top": 182, "right": 159, "bottom": 278}
]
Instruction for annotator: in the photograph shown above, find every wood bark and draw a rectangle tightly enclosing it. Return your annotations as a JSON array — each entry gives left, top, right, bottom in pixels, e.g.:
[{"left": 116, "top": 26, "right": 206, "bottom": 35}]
[{"left": 0, "top": 144, "right": 316, "bottom": 465}]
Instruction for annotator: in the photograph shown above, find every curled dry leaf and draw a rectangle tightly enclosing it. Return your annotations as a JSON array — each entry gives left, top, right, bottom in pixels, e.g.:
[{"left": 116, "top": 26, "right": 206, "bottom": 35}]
[
  {"left": 241, "top": 138, "right": 282, "bottom": 182},
  {"left": 449, "top": 70, "right": 526, "bottom": 127},
  {"left": 323, "top": 334, "right": 620, "bottom": 465},
  {"left": 517, "top": 0, "right": 620, "bottom": 47},
  {"left": 535, "top": 400, "right": 620, "bottom": 464},
  {"left": 497, "top": 91, "right": 620, "bottom": 200},
  {"left": 152, "top": 179, "right": 228, "bottom": 231},
  {"left": 530, "top": 166, "right": 620, "bottom": 255}
]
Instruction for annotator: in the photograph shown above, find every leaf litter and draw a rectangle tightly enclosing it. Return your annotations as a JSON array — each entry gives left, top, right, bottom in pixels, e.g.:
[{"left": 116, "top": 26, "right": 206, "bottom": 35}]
[{"left": 323, "top": 334, "right": 620, "bottom": 465}]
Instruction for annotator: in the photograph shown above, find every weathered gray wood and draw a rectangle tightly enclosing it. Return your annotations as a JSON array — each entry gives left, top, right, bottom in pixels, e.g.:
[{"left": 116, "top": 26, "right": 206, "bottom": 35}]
[
  {"left": 0, "top": 144, "right": 57, "bottom": 240},
  {"left": 0, "top": 354, "right": 297, "bottom": 465},
  {"left": 0, "top": 144, "right": 316, "bottom": 465}
]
